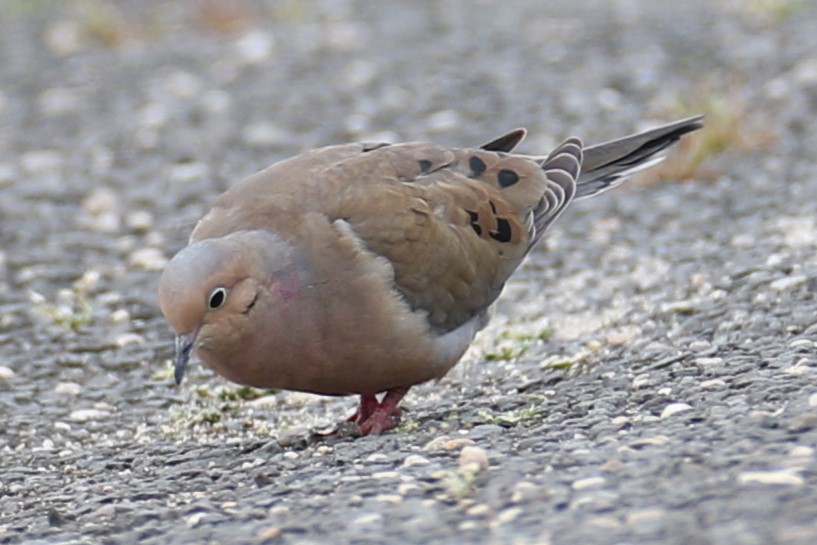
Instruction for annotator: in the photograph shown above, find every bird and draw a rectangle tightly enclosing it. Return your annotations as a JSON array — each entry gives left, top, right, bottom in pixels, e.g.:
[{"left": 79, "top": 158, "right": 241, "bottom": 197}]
[{"left": 158, "top": 115, "right": 704, "bottom": 435}]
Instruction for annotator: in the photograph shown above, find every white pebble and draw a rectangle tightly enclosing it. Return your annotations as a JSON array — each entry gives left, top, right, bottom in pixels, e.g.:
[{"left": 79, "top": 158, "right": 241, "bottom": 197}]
[
  {"left": 0, "top": 366, "right": 15, "bottom": 380},
  {"left": 459, "top": 446, "right": 489, "bottom": 473},
  {"left": 128, "top": 248, "right": 168, "bottom": 271},
  {"left": 115, "top": 333, "right": 145, "bottom": 347},
  {"left": 700, "top": 379, "right": 726, "bottom": 389},
  {"left": 54, "top": 382, "right": 82, "bottom": 396},
  {"left": 235, "top": 30, "right": 275, "bottom": 64},
  {"left": 770, "top": 276, "right": 807, "bottom": 291},
  {"left": 661, "top": 403, "right": 692, "bottom": 419},
  {"left": 737, "top": 470, "right": 803, "bottom": 487},
  {"left": 571, "top": 476, "right": 606, "bottom": 490},
  {"left": 69, "top": 408, "right": 110, "bottom": 422},
  {"left": 402, "top": 454, "right": 430, "bottom": 467}
]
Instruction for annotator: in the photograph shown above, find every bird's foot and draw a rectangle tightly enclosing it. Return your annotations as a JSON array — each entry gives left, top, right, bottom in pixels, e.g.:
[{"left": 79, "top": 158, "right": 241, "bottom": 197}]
[{"left": 349, "top": 387, "right": 409, "bottom": 436}]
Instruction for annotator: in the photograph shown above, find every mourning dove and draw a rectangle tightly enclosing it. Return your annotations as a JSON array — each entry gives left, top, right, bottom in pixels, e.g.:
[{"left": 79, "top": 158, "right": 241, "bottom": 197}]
[{"left": 159, "top": 115, "right": 703, "bottom": 435}]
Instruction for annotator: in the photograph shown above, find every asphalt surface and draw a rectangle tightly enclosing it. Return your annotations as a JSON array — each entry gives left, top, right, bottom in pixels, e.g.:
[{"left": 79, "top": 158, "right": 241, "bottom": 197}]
[{"left": 1, "top": 1, "right": 816, "bottom": 544}]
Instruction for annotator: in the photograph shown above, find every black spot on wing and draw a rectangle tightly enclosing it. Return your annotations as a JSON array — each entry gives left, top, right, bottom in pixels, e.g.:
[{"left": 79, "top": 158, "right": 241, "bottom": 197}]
[
  {"left": 490, "top": 218, "right": 512, "bottom": 243},
  {"left": 467, "top": 210, "right": 482, "bottom": 236},
  {"left": 469, "top": 155, "right": 487, "bottom": 177},
  {"left": 417, "top": 159, "right": 432, "bottom": 173},
  {"left": 497, "top": 169, "right": 520, "bottom": 188}
]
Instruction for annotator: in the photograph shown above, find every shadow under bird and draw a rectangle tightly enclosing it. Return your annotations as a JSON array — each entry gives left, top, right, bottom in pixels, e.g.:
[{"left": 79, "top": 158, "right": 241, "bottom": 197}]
[{"left": 158, "top": 115, "right": 704, "bottom": 435}]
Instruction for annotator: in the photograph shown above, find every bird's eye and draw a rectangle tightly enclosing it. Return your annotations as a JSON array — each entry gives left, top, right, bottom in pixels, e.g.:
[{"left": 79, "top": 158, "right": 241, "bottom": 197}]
[{"left": 208, "top": 287, "right": 228, "bottom": 310}]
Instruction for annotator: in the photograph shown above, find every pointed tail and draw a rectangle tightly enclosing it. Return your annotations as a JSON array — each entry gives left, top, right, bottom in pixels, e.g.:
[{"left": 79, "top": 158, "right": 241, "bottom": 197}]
[{"left": 574, "top": 115, "right": 704, "bottom": 200}]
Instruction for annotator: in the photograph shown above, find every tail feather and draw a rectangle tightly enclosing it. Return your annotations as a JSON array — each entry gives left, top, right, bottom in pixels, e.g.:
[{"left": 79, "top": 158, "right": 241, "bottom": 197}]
[{"left": 574, "top": 115, "right": 704, "bottom": 199}]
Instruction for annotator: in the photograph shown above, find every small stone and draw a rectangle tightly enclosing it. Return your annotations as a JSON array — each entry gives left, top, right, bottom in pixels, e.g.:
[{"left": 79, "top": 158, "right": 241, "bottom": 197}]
[
  {"left": 372, "top": 471, "right": 399, "bottom": 480},
  {"left": 661, "top": 403, "right": 692, "bottom": 419},
  {"left": 54, "top": 382, "right": 82, "bottom": 396},
  {"left": 365, "top": 453, "right": 388, "bottom": 463},
  {"left": 790, "top": 445, "right": 814, "bottom": 458},
  {"left": 626, "top": 507, "right": 666, "bottom": 530},
  {"left": 115, "top": 333, "right": 145, "bottom": 347},
  {"left": 20, "top": 149, "right": 64, "bottom": 174},
  {"left": 351, "top": 512, "right": 383, "bottom": 526},
  {"left": 631, "top": 374, "right": 652, "bottom": 389},
  {"left": 128, "top": 248, "right": 168, "bottom": 271},
  {"left": 91, "top": 504, "right": 116, "bottom": 518},
  {"left": 809, "top": 393, "right": 817, "bottom": 408},
  {"left": 242, "top": 122, "right": 287, "bottom": 148},
  {"left": 374, "top": 494, "right": 402, "bottom": 504},
  {"left": 571, "top": 476, "right": 605, "bottom": 490},
  {"left": 694, "top": 357, "right": 723, "bottom": 367},
  {"left": 109, "top": 309, "right": 131, "bottom": 324},
  {"left": 187, "top": 512, "right": 206, "bottom": 528},
  {"left": 700, "top": 379, "right": 726, "bottom": 389},
  {"left": 459, "top": 446, "right": 489, "bottom": 473},
  {"left": 44, "top": 20, "right": 83, "bottom": 56},
  {"left": 492, "top": 507, "right": 522, "bottom": 527},
  {"left": 770, "top": 276, "right": 807, "bottom": 291},
  {"left": 257, "top": 527, "right": 283, "bottom": 542},
  {"left": 423, "top": 436, "right": 475, "bottom": 451},
  {"left": 629, "top": 435, "right": 670, "bottom": 448},
  {"left": 402, "top": 454, "right": 430, "bottom": 467},
  {"left": 688, "top": 340, "right": 710, "bottom": 351},
  {"left": 510, "top": 482, "right": 538, "bottom": 503},
  {"left": 466, "top": 503, "right": 491, "bottom": 517},
  {"left": 125, "top": 210, "right": 154, "bottom": 232},
  {"left": 167, "top": 161, "right": 209, "bottom": 183},
  {"left": 425, "top": 110, "right": 460, "bottom": 132},
  {"left": 69, "top": 409, "right": 109, "bottom": 422},
  {"left": 235, "top": 30, "right": 275, "bottom": 63},
  {"left": 737, "top": 470, "right": 803, "bottom": 487},
  {"left": 0, "top": 366, "right": 15, "bottom": 380}
]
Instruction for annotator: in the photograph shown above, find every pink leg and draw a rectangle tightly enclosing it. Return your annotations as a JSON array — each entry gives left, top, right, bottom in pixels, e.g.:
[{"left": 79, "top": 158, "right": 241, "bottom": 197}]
[
  {"left": 358, "top": 387, "right": 410, "bottom": 436},
  {"left": 347, "top": 394, "right": 380, "bottom": 425}
]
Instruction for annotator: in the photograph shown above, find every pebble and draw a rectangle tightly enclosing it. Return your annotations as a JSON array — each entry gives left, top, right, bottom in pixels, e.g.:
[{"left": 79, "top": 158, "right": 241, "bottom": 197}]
[
  {"left": 69, "top": 409, "right": 110, "bottom": 422},
  {"left": 769, "top": 275, "right": 807, "bottom": 291},
  {"left": 167, "top": 161, "right": 209, "bottom": 183},
  {"left": 694, "top": 357, "right": 723, "bottom": 367},
  {"left": 459, "top": 446, "right": 489, "bottom": 473},
  {"left": 256, "top": 527, "right": 283, "bottom": 542},
  {"left": 128, "top": 248, "right": 168, "bottom": 271},
  {"left": 54, "top": 382, "right": 82, "bottom": 396},
  {"left": 43, "top": 20, "right": 83, "bottom": 56},
  {"left": 186, "top": 512, "right": 206, "bottom": 528},
  {"left": 109, "top": 309, "right": 131, "bottom": 324},
  {"left": 402, "top": 454, "right": 431, "bottom": 467},
  {"left": 423, "top": 436, "right": 476, "bottom": 451},
  {"left": 700, "top": 379, "right": 726, "bottom": 389},
  {"left": 90, "top": 505, "right": 116, "bottom": 519},
  {"left": 661, "top": 403, "right": 692, "bottom": 419},
  {"left": 351, "top": 512, "right": 383, "bottom": 526},
  {"left": 466, "top": 503, "right": 491, "bottom": 517},
  {"left": 115, "top": 333, "right": 145, "bottom": 347},
  {"left": 235, "top": 30, "right": 275, "bottom": 64},
  {"left": 626, "top": 507, "right": 666, "bottom": 530},
  {"left": 737, "top": 470, "right": 804, "bottom": 487},
  {"left": 20, "top": 149, "right": 64, "bottom": 174},
  {"left": 571, "top": 476, "right": 605, "bottom": 491},
  {"left": 491, "top": 507, "right": 522, "bottom": 527},
  {"left": 0, "top": 366, "right": 15, "bottom": 380},
  {"left": 372, "top": 471, "right": 400, "bottom": 480},
  {"left": 809, "top": 393, "right": 817, "bottom": 408},
  {"left": 125, "top": 211, "right": 154, "bottom": 233}
]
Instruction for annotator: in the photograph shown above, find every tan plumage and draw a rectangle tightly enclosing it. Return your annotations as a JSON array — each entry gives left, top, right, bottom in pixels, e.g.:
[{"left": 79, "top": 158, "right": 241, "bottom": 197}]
[{"left": 158, "top": 115, "right": 704, "bottom": 435}]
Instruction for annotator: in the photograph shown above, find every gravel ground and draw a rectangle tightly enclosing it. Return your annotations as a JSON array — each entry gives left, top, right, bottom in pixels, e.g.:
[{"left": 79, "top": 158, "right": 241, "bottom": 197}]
[{"left": 1, "top": 1, "right": 817, "bottom": 544}]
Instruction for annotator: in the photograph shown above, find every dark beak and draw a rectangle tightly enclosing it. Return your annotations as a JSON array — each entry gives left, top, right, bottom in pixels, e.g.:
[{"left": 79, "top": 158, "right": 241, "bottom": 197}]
[{"left": 174, "top": 332, "right": 195, "bottom": 385}]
